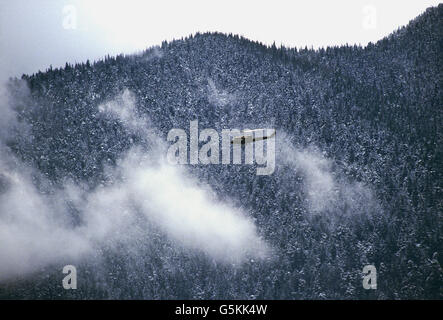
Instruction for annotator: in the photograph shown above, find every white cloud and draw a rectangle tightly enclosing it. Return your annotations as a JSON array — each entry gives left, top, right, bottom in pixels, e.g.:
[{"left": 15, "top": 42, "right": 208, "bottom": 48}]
[
  {"left": 0, "top": 89, "right": 269, "bottom": 280},
  {"left": 276, "top": 132, "right": 378, "bottom": 224}
]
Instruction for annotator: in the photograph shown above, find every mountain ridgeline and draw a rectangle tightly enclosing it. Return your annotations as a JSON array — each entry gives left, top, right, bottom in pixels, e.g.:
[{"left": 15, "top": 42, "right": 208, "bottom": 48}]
[{"left": 0, "top": 5, "right": 441, "bottom": 299}]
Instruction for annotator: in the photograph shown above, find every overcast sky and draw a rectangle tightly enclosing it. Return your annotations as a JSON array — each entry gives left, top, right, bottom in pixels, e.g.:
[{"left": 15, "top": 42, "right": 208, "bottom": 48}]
[{"left": 0, "top": 0, "right": 440, "bottom": 83}]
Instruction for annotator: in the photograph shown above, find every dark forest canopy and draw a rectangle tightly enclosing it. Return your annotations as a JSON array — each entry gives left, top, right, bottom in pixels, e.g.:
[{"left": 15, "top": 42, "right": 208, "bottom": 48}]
[{"left": 1, "top": 5, "right": 441, "bottom": 299}]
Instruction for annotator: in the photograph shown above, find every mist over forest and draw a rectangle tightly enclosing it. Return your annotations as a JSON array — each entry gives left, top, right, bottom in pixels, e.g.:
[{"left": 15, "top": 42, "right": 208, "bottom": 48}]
[{"left": 0, "top": 5, "right": 441, "bottom": 299}]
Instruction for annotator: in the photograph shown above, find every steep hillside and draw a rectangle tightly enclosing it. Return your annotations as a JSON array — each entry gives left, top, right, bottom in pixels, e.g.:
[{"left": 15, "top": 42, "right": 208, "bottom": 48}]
[{"left": 0, "top": 5, "right": 441, "bottom": 299}]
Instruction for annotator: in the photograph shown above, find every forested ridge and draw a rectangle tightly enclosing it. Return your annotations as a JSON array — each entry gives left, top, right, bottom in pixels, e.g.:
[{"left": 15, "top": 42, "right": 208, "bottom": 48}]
[{"left": 0, "top": 5, "right": 441, "bottom": 299}]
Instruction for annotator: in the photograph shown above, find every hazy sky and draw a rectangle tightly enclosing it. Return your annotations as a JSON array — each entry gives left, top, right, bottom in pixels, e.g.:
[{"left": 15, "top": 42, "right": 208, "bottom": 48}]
[{"left": 0, "top": 0, "right": 440, "bottom": 83}]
